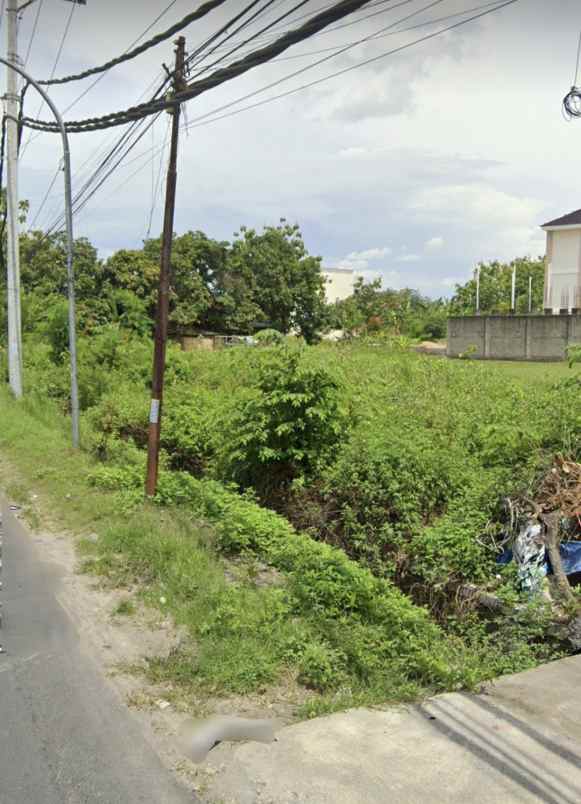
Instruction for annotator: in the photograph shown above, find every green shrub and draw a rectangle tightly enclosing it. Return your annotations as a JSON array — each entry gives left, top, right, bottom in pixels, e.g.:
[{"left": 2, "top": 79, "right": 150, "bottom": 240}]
[
  {"left": 298, "top": 643, "right": 345, "bottom": 691},
  {"left": 219, "top": 345, "right": 350, "bottom": 496},
  {"left": 318, "top": 426, "right": 466, "bottom": 574}
]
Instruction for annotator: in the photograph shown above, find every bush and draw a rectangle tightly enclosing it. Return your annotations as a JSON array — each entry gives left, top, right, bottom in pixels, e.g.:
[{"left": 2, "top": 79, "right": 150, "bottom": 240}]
[
  {"left": 218, "top": 345, "right": 350, "bottom": 497},
  {"left": 318, "top": 426, "right": 466, "bottom": 575},
  {"left": 255, "top": 328, "right": 284, "bottom": 346}
]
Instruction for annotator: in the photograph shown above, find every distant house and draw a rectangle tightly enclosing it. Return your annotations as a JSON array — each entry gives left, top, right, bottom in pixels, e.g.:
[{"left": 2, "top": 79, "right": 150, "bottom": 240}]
[
  {"left": 323, "top": 267, "right": 355, "bottom": 304},
  {"left": 541, "top": 209, "right": 581, "bottom": 312}
]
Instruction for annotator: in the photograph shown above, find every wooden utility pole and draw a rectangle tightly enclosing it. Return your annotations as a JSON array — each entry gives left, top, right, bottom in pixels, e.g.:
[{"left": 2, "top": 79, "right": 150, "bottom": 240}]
[{"left": 145, "top": 36, "right": 186, "bottom": 497}]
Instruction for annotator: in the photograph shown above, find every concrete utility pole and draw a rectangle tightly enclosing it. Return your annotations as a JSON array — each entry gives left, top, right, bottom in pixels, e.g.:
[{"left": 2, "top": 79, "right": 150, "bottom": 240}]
[
  {"left": 474, "top": 265, "right": 480, "bottom": 314},
  {"left": 145, "top": 36, "right": 186, "bottom": 497},
  {"left": 528, "top": 275, "right": 533, "bottom": 314},
  {"left": 5, "top": 0, "right": 23, "bottom": 397}
]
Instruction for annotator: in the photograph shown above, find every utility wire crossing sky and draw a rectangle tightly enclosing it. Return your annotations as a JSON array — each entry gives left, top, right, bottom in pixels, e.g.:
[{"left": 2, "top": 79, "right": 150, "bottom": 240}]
[{"left": 5, "top": 0, "right": 581, "bottom": 297}]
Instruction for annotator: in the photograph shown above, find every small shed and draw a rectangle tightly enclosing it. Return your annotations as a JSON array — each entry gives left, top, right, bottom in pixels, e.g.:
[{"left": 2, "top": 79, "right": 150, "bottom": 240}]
[{"left": 541, "top": 209, "right": 581, "bottom": 312}]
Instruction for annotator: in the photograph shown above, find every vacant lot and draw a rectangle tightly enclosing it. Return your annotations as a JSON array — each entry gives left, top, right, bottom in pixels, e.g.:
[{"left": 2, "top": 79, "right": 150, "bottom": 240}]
[{"left": 1, "top": 336, "right": 579, "bottom": 716}]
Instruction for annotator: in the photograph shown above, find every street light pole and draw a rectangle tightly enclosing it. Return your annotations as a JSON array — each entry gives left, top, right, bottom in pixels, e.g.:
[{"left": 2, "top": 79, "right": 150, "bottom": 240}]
[
  {"left": 3, "top": 0, "right": 85, "bottom": 412},
  {"left": 5, "top": 0, "right": 22, "bottom": 397},
  {"left": 0, "top": 56, "right": 80, "bottom": 447}
]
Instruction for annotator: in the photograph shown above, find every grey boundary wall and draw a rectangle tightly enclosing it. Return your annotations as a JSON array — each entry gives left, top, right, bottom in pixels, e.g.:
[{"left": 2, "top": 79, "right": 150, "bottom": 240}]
[{"left": 447, "top": 315, "right": 581, "bottom": 361}]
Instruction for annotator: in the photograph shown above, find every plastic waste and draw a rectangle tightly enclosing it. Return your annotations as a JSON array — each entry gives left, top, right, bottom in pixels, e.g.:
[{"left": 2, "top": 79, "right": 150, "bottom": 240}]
[{"left": 512, "top": 520, "right": 546, "bottom": 593}]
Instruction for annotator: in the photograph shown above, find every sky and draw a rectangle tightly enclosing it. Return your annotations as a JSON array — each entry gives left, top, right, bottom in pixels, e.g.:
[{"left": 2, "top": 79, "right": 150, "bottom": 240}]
[{"left": 8, "top": 0, "right": 581, "bottom": 298}]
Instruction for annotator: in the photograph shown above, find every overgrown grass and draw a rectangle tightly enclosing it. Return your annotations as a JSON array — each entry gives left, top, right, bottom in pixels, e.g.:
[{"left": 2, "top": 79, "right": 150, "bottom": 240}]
[
  {"left": 0, "top": 392, "right": 323, "bottom": 705},
  {"left": 1, "top": 338, "right": 578, "bottom": 716}
]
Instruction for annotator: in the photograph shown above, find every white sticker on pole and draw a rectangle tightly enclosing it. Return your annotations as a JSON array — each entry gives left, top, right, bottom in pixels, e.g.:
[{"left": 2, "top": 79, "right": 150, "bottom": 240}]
[{"left": 150, "top": 399, "right": 161, "bottom": 424}]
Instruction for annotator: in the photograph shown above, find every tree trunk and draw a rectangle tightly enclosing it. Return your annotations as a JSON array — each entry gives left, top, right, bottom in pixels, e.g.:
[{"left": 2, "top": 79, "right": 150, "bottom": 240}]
[{"left": 541, "top": 511, "right": 575, "bottom": 605}]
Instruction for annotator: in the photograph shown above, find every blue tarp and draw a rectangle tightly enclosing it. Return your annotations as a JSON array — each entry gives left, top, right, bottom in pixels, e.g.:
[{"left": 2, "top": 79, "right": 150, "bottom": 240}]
[{"left": 497, "top": 541, "right": 581, "bottom": 576}]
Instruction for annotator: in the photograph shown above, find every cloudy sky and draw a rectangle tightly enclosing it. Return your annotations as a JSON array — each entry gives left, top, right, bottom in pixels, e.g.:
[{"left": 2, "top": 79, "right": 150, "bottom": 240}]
[{"left": 9, "top": 0, "right": 581, "bottom": 297}]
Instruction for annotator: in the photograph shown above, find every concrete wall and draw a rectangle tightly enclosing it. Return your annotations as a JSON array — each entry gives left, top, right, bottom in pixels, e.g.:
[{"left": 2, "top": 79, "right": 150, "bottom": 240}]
[{"left": 447, "top": 314, "right": 581, "bottom": 361}]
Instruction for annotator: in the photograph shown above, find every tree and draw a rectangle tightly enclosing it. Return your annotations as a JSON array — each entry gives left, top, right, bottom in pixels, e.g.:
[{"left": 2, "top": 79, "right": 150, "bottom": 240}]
[
  {"left": 329, "top": 277, "right": 447, "bottom": 338},
  {"left": 228, "top": 220, "right": 327, "bottom": 342},
  {"left": 450, "top": 257, "right": 545, "bottom": 315},
  {"left": 17, "top": 230, "right": 105, "bottom": 332},
  {"left": 143, "top": 231, "right": 219, "bottom": 331}
]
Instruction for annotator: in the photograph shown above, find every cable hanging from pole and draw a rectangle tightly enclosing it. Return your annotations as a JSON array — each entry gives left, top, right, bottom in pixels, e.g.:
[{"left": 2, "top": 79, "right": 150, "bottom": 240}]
[{"left": 563, "top": 31, "right": 581, "bottom": 120}]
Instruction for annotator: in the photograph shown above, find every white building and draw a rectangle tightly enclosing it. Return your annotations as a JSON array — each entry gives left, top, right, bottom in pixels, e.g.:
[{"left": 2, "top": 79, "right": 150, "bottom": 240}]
[
  {"left": 541, "top": 209, "right": 581, "bottom": 312},
  {"left": 323, "top": 267, "right": 355, "bottom": 304}
]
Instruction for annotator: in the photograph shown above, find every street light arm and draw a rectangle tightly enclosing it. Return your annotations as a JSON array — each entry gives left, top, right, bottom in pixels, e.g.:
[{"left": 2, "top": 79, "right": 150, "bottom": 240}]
[{"left": 0, "top": 55, "right": 79, "bottom": 447}]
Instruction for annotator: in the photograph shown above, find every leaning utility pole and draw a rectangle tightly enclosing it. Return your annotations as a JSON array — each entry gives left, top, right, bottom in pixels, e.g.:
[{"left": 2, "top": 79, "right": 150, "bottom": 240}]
[
  {"left": 5, "top": 0, "right": 22, "bottom": 397},
  {"left": 145, "top": 36, "right": 186, "bottom": 497}
]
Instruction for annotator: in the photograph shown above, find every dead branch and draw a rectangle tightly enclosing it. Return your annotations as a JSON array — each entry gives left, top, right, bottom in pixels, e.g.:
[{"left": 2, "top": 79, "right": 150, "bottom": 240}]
[{"left": 541, "top": 511, "right": 575, "bottom": 605}]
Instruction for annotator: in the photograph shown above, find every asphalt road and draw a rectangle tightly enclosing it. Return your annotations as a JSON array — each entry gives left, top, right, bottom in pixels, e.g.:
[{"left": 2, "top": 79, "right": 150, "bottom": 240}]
[{"left": 0, "top": 498, "right": 194, "bottom": 804}]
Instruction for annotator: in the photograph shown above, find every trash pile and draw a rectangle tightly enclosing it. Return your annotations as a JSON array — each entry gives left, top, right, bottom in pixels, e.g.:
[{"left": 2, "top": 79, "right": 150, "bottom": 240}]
[{"left": 498, "top": 457, "right": 581, "bottom": 596}]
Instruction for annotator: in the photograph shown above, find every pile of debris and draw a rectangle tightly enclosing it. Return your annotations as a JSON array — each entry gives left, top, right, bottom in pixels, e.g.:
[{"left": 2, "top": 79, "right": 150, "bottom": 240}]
[
  {"left": 488, "top": 456, "right": 581, "bottom": 645},
  {"left": 500, "top": 457, "right": 581, "bottom": 593},
  {"left": 535, "top": 456, "right": 581, "bottom": 523}
]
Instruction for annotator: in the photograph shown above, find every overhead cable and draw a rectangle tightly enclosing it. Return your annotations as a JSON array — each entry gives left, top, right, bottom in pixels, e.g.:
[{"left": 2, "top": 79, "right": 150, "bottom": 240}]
[
  {"left": 47, "top": 0, "right": 521, "bottom": 228},
  {"left": 182, "top": 0, "right": 520, "bottom": 131},
  {"left": 24, "top": 0, "right": 379, "bottom": 132},
  {"left": 38, "top": 0, "right": 230, "bottom": 86},
  {"left": 563, "top": 31, "right": 581, "bottom": 120}
]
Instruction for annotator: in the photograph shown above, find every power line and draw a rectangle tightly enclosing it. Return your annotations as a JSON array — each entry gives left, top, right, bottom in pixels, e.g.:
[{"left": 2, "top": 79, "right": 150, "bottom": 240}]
[
  {"left": 146, "top": 116, "right": 171, "bottom": 238},
  {"left": 190, "top": 0, "right": 416, "bottom": 73},
  {"left": 562, "top": 29, "right": 581, "bottom": 119},
  {"left": 183, "top": 0, "right": 519, "bottom": 131},
  {"left": 188, "top": 0, "right": 398, "bottom": 62},
  {"left": 23, "top": 0, "right": 43, "bottom": 68},
  {"left": 186, "top": 0, "right": 314, "bottom": 77},
  {"left": 29, "top": 161, "right": 60, "bottom": 230},
  {"left": 182, "top": 0, "right": 447, "bottom": 127},
  {"left": 183, "top": 0, "right": 284, "bottom": 72},
  {"left": 19, "top": 0, "right": 76, "bottom": 157},
  {"left": 274, "top": 0, "right": 500, "bottom": 63},
  {"left": 39, "top": 0, "right": 230, "bottom": 86},
  {"left": 225, "top": 0, "right": 506, "bottom": 64},
  {"left": 60, "top": 0, "right": 181, "bottom": 117},
  {"left": 24, "top": 0, "right": 386, "bottom": 133},
  {"left": 50, "top": 0, "right": 521, "bottom": 227}
]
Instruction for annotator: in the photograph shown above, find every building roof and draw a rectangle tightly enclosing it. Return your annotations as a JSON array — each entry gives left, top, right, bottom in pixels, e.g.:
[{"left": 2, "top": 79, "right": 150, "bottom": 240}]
[{"left": 541, "top": 208, "right": 581, "bottom": 228}]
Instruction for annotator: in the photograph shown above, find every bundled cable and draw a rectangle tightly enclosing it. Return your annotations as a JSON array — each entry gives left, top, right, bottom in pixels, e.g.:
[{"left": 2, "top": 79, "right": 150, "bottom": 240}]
[
  {"left": 24, "top": 0, "right": 377, "bottom": 133},
  {"left": 38, "top": 0, "right": 230, "bottom": 86},
  {"left": 563, "top": 87, "right": 581, "bottom": 120},
  {"left": 563, "top": 32, "right": 581, "bottom": 120}
]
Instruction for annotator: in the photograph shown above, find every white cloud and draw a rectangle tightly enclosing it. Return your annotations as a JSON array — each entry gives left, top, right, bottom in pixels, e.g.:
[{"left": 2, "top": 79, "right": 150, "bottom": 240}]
[
  {"left": 425, "top": 236, "right": 445, "bottom": 252},
  {"left": 328, "top": 246, "right": 392, "bottom": 273},
  {"left": 345, "top": 247, "right": 392, "bottom": 261},
  {"left": 409, "top": 184, "right": 546, "bottom": 260},
  {"left": 396, "top": 254, "right": 420, "bottom": 263}
]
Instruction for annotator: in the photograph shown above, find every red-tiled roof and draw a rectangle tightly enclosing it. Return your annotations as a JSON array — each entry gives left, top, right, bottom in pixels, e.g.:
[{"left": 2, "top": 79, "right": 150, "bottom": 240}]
[{"left": 542, "top": 208, "right": 581, "bottom": 227}]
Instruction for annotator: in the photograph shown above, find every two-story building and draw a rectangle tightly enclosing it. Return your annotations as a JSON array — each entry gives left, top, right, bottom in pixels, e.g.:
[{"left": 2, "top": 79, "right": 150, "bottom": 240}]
[{"left": 541, "top": 208, "right": 581, "bottom": 312}]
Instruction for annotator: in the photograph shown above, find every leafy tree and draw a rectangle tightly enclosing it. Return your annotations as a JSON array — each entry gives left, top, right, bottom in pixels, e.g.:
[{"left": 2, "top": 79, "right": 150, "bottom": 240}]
[
  {"left": 143, "top": 231, "right": 217, "bottom": 331},
  {"left": 450, "top": 257, "right": 545, "bottom": 315},
  {"left": 329, "top": 277, "right": 448, "bottom": 339},
  {"left": 228, "top": 220, "right": 327, "bottom": 342}
]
